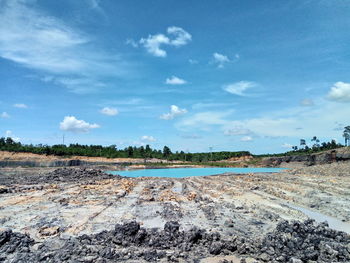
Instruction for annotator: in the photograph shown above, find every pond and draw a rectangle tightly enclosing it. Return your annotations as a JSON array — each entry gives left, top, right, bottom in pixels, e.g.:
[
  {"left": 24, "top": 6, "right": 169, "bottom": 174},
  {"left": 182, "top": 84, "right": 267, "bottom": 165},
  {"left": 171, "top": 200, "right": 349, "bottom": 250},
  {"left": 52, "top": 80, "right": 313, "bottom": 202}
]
[
  {"left": 285, "top": 203, "right": 350, "bottom": 234},
  {"left": 106, "top": 167, "right": 286, "bottom": 178}
]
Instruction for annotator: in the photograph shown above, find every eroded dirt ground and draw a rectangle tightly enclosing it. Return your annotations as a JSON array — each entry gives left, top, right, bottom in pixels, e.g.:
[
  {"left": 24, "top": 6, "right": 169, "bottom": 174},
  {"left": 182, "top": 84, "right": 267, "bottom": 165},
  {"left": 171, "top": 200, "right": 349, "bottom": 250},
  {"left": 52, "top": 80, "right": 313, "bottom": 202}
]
[{"left": 0, "top": 163, "right": 349, "bottom": 262}]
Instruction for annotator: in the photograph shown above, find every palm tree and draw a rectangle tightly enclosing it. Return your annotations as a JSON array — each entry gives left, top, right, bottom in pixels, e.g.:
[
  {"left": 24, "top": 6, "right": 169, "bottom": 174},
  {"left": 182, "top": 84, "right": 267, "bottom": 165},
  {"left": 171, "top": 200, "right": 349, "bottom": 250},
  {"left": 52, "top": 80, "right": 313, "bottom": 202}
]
[
  {"left": 311, "top": 136, "right": 320, "bottom": 148},
  {"left": 343, "top": 126, "right": 350, "bottom": 146}
]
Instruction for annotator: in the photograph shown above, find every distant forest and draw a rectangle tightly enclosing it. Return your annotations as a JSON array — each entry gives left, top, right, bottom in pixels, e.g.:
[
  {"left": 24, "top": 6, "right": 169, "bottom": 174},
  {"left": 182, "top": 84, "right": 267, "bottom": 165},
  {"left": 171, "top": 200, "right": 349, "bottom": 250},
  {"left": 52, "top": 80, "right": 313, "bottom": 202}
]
[{"left": 0, "top": 137, "right": 250, "bottom": 162}]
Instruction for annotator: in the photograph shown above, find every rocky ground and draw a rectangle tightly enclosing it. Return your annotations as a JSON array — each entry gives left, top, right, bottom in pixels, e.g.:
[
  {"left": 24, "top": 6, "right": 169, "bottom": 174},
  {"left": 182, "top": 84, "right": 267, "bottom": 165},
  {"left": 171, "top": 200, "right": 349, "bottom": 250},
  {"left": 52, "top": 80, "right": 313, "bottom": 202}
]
[{"left": 0, "top": 163, "right": 350, "bottom": 262}]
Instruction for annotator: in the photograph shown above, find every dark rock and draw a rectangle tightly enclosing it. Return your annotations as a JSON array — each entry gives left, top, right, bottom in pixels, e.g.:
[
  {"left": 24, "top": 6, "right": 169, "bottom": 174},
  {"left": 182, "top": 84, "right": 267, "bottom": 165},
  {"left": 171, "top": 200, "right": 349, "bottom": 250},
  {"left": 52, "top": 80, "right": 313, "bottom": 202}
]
[
  {"left": 164, "top": 221, "right": 180, "bottom": 233},
  {"left": 209, "top": 241, "right": 223, "bottom": 255}
]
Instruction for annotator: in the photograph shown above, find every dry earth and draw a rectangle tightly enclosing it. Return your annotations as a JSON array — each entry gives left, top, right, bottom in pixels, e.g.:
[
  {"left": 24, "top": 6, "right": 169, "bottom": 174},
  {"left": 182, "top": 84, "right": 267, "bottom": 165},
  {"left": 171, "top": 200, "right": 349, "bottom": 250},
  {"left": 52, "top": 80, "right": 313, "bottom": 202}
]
[{"left": 0, "top": 162, "right": 349, "bottom": 262}]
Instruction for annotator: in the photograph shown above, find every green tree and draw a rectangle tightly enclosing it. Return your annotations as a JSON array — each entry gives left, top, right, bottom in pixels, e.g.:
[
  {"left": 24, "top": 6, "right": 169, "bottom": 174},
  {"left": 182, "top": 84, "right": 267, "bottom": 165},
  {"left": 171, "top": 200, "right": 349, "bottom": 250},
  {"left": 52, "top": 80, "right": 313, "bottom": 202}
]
[
  {"left": 162, "top": 146, "right": 172, "bottom": 158},
  {"left": 311, "top": 136, "right": 320, "bottom": 148},
  {"left": 127, "top": 146, "right": 134, "bottom": 157}
]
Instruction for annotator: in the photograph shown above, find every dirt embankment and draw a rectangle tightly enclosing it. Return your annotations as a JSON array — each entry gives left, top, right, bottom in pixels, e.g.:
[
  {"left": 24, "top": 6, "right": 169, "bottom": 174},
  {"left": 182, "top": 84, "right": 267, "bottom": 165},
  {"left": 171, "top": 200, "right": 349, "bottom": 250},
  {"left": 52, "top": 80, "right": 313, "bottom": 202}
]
[
  {"left": 0, "top": 151, "right": 184, "bottom": 168},
  {"left": 262, "top": 147, "right": 350, "bottom": 167}
]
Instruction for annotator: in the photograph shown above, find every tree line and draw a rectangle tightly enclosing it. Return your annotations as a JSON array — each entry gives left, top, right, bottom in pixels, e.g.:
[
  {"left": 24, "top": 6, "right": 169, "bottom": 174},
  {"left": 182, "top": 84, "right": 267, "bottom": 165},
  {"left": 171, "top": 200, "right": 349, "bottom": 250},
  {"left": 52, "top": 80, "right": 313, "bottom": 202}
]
[
  {"left": 258, "top": 138, "right": 343, "bottom": 157},
  {"left": 0, "top": 137, "right": 251, "bottom": 162}
]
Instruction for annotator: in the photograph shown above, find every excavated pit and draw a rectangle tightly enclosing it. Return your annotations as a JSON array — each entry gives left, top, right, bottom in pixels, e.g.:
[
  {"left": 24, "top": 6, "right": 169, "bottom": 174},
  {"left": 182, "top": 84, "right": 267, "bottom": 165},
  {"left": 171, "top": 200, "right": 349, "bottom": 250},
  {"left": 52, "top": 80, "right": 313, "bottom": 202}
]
[{"left": 0, "top": 164, "right": 350, "bottom": 262}]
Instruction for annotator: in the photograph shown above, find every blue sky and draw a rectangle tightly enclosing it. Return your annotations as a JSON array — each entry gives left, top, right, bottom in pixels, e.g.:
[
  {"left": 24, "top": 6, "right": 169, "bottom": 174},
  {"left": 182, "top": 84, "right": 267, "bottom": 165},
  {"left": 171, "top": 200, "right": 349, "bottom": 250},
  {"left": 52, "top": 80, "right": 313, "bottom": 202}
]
[{"left": 1, "top": 0, "right": 350, "bottom": 154}]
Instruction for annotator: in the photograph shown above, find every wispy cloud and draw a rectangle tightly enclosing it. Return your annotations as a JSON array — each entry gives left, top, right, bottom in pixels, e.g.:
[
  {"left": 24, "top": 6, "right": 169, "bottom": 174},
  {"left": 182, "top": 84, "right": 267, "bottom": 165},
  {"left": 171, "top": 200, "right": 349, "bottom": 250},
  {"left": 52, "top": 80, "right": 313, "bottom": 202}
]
[
  {"left": 160, "top": 105, "right": 187, "bottom": 120},
  {"left": 180, "top": 134, "right": 202, "bottom": 139},
  {"left": 224, "top": 126, "right": 253, "bottom": 136},
  {"left": 177, "top": 111, "right": 232, "bottom": 131},
  {"left": 165, "top": 76, "right": 187, "bottom": 85},
  {"left": 5, "top": 130, "right": 20, "bottom": 142},
  {"left": 281, "top": 143, "right": 293, "bottom": 149},
  {"left": 102, "top": 98, "right": 144, "bottom": 106},
  {"left": 0, "top": 0, "right": 127, "bottom": 93},
  {"left": 1, "top": 112, "right": 10, "bottom": 118},
  {"left": 59, "top": 116, "right": 100, "bottom": 133},
  {"left": 223, "top": 81, "right": 257, "bottom": 96},
  {"left": 100, "top": 107, "right": 119, "bottom": 116},
  {"left": 240, "top": 136, "right": 253, "bottom": 142},
  {"left": 175, "top": 94, "right": 350, "bottom": 140},
  {"left": 327, "top": 82, "right": 350, "bottom": 103},
  {"left": 13, "top": 103, "right": 28, "bottom": 109},
  {"left": 126, "top": 38, "right": 138, "bottom": 48},
  {"left": 300, "top": 99, "right": 314, "bottom": 107},
  {"left": 213, "top": 52, "right": 230, "bottom": 68},
  {"left": 139, "top": 26, "right": 192, "bottom": 57},
  {"left": 192, "top": 102, "right": 234, "bottom": 110}
]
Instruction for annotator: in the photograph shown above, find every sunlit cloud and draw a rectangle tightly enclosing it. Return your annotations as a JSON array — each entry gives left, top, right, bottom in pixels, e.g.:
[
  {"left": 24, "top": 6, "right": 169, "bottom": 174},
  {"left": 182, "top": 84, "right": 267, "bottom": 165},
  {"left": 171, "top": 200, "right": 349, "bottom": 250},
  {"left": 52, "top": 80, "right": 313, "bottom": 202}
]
[
  {"left": 327, "top": 82, "right": 350, "bottom": 103},
  {"left": 140, "top": 26, "right": 191, "bottom": 57},
  {"left": 59, "top": 116, "right": 100, "bottom": 133},
  {"left": 160, "top": 105, "right": 187, "bottom": 120},
  {"left": 165, "top": 76, "right": 187, "bottom": 85},
  {"left": 141, "top": 135, "right": 156, "bottom": 142}
]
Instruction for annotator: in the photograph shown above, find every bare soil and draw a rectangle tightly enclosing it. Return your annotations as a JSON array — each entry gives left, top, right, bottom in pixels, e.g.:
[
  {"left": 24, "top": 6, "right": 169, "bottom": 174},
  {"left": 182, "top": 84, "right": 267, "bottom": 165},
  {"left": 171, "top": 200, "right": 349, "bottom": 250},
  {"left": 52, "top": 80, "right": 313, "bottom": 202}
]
[{"left": 0, "top": 162, "right": 349, "bottom": 262}]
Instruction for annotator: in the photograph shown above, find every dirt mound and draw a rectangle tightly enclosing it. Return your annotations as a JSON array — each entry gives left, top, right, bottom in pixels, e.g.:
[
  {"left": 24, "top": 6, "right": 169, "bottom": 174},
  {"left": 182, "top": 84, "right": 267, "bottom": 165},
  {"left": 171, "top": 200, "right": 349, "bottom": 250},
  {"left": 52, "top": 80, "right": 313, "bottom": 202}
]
[
  {"left": 0, "top": 168, "right": 120, "bottom": 189},
  {"left": 1, "top": 220, "right": 349, "bottom": 262},
  {"left": 255, "top": 219, "right": 350, "bottom": 262},
  {"left": 0, "top": 230, "right": 34, "bottom": 262},
  {"left": 262, "top": 147, "right": 350, "bottom": 167}
]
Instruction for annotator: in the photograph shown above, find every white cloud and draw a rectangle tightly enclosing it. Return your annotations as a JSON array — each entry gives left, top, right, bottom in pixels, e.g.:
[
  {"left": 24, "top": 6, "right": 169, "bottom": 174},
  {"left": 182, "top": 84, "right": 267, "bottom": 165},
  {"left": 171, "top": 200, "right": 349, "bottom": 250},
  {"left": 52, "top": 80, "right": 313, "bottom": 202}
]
[
  {"left": 13, "top": 103, "right": 28, "bottom": 108},
  {"left": 5, "top": 130, "right": 20, "bottom": 142},
  {"left": 140, "top": 34, "right": 169, "bottom": 57},
  {"left": 160, "top": 105, "right": 188, "bottom": 120},
  {"left": 300, "top": 99, "right": 314, "bottom": 107},
  {"left": 100, "top": 107, "right": 119, "bottom": 116},
  {"left": 167, "top": 26, "right": 192, "bottom": 46},
  {"left": 0, "top": 1, "right": 126, "bottom": 93},
  {"left": 59, "top": 116, "right": 100, "bottom": 133},
  {"left": 213, "top": 52, "right": 230, "bottom": 68},
  {"left": 327, "top": 82, "right": 350, "bottom": 102},
  {"left": 165, "top": 76, "right": 187, "bottom": 85},
  {"left": 240, "top": 136, "right": 253, "bottom": 142},
  {"left": 139, "top": 26, "right": 191, "bottom": 57},
  {"left": 1, "top": 112, "right": 10, "bottom": 118},
  {"left": 223, "top": 81, "right": 257, "bottom": 96},
  {"left": 189, "top": 59, "right": 198, "bottom": 64},
  {"left": 141, "top": 135, "right": 156, "bottom": 142}
]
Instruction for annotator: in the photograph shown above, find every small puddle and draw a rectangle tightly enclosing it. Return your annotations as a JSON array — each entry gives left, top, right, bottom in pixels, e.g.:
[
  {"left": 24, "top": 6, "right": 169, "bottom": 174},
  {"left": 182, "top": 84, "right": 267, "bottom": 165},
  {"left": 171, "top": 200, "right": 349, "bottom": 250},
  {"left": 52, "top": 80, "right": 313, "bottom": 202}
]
[
  {"left": 285, "top": 203, "right": 350, "bottom": 234},
  {"left": 172, "top": 186, "right": 182, "bottom": 193}
]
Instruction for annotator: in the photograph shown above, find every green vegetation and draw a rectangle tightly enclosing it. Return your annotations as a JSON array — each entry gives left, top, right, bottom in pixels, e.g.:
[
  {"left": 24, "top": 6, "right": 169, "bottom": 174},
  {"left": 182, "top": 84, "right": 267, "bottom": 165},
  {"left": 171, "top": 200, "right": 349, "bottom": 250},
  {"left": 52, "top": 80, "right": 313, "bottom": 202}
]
[
  {"left": 0, "top": 137, "right": 250, "bottom": 162},
  {"left": 257, "top": 137, "right": 343, "bottom": 157}
]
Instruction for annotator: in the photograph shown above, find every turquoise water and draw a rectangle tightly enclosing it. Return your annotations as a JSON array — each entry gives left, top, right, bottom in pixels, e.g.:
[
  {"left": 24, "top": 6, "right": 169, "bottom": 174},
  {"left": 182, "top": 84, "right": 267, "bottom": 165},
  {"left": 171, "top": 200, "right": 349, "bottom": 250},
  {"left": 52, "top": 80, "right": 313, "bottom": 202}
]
[{"left": 107, "top": 167, "right": 286, "bottom": 178}]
